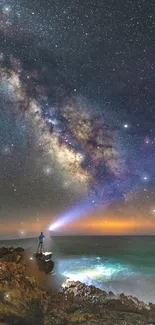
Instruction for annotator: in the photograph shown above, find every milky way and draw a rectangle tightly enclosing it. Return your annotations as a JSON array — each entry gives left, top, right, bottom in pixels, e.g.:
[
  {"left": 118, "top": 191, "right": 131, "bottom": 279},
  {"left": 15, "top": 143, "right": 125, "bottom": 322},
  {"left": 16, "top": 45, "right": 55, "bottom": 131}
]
[
  {"left": 0, "top": 0, "right": 123, "bottom": 190},
  {"left": 1, "top": 0, "right": 155, "bottom": 236},
  {"left": 0, "top": 2, "right": 151, "bottom": 198},
  {"left": 0, "top": 54, "right": 123, "bottom": 194}
]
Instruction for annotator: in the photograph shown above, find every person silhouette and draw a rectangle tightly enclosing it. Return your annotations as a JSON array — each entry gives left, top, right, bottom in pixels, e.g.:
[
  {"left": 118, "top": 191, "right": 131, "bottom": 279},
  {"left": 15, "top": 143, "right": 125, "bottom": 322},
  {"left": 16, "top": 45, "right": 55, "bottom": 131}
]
[{"left": 37, "top": 232, "right": 45, "bottom": 254}]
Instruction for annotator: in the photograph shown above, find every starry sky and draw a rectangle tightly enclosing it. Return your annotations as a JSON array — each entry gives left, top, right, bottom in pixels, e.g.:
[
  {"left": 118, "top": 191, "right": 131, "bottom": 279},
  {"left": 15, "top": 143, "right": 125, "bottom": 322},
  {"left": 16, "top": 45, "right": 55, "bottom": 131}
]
[{"left": 1, "top": 0, "right": 155, "bottom": 238}]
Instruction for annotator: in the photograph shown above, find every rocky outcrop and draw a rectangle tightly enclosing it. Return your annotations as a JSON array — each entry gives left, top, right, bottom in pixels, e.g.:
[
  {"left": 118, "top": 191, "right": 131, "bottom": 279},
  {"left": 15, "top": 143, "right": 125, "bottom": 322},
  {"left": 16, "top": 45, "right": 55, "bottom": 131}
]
[
  {"left": 34, "top": 253, "right": 54, "bottom": 274},
  {"left": 0, "top": 247, "right": 54, "bottom": 274},
  {"left": 0, "top": 247, "right": 155, "bottom": 325},
  {"left": 0, "top": 247, "right": 24, "bottom": 263},
  {"left": 61, "top": 280, "right": 151, "bottom": 313}
]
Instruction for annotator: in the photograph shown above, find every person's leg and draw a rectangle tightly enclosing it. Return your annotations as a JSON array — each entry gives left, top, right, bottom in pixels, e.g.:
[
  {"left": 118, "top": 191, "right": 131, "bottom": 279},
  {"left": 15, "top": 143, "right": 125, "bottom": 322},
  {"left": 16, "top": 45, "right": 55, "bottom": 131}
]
[
  {"left": 42, "top": 242, "right": 44, "bottom": 253},
  {"left": 37, "top": 242, "right": 41, "bottom": 253},
  {"left": 40, "top": 242, "right": 43, "bottom": 254}
]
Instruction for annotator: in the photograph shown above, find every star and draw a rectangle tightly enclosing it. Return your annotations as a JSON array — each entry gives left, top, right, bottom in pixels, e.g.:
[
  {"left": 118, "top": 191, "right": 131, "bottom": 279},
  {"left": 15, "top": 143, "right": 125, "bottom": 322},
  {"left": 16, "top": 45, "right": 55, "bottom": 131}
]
[
  {"left": 63, "top": 181, "right": 71, "bottom": 188},
  {"left": 43, "top": 166, "right": 53, "bottom": 175},
  {"left": 3, "top": 6, "right": 11, "bottom": 14},
  {"left": 2, "top": 145, "right": 12, "bottom": 155}
]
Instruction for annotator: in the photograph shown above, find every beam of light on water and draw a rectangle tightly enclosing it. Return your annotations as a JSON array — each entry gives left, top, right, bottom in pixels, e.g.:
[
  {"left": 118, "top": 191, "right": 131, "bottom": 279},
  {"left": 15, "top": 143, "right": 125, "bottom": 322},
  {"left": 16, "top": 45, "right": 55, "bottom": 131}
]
[
  {"left": 58, "top": 256, "right": 155, "bottom": 304},
  {"left": 58, "top": 257, "right": 131, "bottom": 287}
]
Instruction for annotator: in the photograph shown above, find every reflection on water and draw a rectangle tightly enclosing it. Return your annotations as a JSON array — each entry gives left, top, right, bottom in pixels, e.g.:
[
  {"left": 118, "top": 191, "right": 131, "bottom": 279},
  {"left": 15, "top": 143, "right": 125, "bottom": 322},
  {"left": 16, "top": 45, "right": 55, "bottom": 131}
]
[{"left": 58, "top": 256, "right": 155, "bottom": 303}]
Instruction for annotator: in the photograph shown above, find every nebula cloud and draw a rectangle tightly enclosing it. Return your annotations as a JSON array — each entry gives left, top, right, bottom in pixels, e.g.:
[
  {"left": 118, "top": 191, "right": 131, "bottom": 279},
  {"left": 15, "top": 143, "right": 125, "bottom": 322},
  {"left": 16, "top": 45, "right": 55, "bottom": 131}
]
[{"left": 0, "top": 54, "right": 123, "bottom": 195}]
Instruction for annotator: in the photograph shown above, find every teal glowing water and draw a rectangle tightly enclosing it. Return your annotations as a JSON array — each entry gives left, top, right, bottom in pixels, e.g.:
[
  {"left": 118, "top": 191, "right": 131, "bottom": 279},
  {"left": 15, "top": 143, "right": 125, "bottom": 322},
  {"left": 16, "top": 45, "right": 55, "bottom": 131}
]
[{"left": 1, "top": 236, "right": 155, "bottom": 303}]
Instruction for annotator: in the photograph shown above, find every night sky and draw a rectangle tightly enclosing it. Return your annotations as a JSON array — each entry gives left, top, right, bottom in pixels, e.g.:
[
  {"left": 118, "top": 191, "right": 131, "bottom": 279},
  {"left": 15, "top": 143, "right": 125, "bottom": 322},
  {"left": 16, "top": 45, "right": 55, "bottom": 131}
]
[{"left": 1, "top": 0, "right": 155, "bottom": 238}]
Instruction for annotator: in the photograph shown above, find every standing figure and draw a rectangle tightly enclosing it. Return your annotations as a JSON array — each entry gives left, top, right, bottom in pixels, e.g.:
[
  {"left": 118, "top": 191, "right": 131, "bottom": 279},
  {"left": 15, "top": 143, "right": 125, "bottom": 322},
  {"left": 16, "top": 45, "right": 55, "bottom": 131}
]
[{"left": 37, "top": 231, "right": 45, "bottom": 254}]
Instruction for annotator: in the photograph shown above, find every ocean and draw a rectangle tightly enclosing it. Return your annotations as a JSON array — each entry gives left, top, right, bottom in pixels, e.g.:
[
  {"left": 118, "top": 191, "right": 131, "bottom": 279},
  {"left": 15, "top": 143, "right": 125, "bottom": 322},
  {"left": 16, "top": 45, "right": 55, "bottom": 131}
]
[{"left": 1, "top": 235, "right": 155, "bottom": 304}]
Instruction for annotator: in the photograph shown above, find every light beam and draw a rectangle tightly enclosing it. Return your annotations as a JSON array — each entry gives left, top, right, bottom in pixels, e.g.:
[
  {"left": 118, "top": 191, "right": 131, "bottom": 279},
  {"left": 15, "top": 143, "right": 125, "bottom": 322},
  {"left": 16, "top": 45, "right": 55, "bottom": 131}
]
[{"left": 49, "top": 177, "right": 134, "bottom": 232}]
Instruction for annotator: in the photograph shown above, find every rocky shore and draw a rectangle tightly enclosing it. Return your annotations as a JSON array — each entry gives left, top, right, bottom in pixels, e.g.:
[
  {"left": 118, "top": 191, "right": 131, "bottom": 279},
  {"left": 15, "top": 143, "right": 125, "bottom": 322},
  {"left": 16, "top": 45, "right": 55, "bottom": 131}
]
[{"left": 0, "top": 247, "right": 155, "bottom": 325}]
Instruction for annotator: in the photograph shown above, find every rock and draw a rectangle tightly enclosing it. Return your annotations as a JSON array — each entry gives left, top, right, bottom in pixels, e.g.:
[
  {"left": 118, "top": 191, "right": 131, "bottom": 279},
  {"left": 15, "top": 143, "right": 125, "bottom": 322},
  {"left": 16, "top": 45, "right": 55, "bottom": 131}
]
[
  {"left": 69, "top": 313, "right": 96, "bottom": 324},
  {"left": 0, "top": 319, "right": 8, "bottom": 325},
  {"left": 0, "top": 247, "right": 54, "bottom": 275},
  {"left": 0, "top": 247, "right": 12, "bottom": 257},
  {"left": 99, "top": 294, "right": 108, "bottom": 304},
  {"left": 13, "top": 247, "right": 24, "bottom": 253},
  {"left": 109, "top": 291, "right": 116, "bottom": 298},
  {"left": 0, "top": 246, "right": 155, "bottom": 325},
  {"left": 34, "top": 253, "right": 54, "bottom": 274},
  {"left": 1, "top": 252, "right": 22, "bottom": 263},
  {"left": 44, "top": 253, "right": 52, "bottom": 260},
  {"left": 0, "top": 247, "right": 24, "bottom": 264}
]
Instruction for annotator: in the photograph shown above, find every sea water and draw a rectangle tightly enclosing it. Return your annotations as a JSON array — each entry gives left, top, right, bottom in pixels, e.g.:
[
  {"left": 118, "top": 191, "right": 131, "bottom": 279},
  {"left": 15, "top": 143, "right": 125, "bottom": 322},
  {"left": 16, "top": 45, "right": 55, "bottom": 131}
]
[{"left": 1, "top": 236, "right": 155, "bottom": 303}]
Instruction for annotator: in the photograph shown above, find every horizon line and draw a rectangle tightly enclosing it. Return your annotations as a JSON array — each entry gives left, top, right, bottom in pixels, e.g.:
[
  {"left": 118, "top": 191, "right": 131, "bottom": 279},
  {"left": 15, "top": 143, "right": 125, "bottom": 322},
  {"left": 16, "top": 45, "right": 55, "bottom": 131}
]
[{"left": 1, "top": 234, "right": 155, "bottom": 241}]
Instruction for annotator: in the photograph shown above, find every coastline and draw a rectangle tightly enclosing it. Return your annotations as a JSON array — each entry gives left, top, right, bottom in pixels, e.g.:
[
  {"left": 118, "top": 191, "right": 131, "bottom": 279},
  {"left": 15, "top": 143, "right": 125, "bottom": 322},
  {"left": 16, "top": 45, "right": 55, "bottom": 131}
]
[
  {"left": 0, "top": 247, "right": 155, "bottom": 325},
  {"left": 1, "top": 236, "right": 155, "bottom": 304}
]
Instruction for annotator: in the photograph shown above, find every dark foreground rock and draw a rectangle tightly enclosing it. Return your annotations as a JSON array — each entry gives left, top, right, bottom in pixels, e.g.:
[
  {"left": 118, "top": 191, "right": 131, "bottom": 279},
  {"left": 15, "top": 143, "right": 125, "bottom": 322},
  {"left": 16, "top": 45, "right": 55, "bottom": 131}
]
[
  {"left": 0, "top": 247, "right": 155, "bottom": 325},
  {"left": 34, "top": 253, "right": 54, "bottom": 274}
]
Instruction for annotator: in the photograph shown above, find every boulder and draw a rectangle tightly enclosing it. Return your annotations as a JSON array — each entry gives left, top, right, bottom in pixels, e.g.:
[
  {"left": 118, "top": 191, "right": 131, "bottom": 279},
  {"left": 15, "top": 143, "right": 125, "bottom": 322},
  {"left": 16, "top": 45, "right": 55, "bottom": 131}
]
[
  {"left": 34, "top": 253, "right": 54, "bottom": 274},
  {"left": 0, "top": 247, "right": 54, "bottom": 275},
  {"left": 0, "top": 252, "right": 22, "bottom": 263},
  {"left": 0, "top": 247, "right": 13, "bottom": 257},
  {"left": 0, "top": 247, "right": 24, "bottom": 264},
  {"left": 13, "top": 247, "right": 24, "bottom": 253}
]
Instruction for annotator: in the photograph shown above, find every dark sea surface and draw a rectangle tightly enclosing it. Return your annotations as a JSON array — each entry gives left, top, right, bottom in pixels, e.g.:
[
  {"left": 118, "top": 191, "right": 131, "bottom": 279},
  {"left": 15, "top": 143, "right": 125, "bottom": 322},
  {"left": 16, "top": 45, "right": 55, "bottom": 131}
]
[{"left": 1, "top": 236, "right": 155, "bottom": 303}]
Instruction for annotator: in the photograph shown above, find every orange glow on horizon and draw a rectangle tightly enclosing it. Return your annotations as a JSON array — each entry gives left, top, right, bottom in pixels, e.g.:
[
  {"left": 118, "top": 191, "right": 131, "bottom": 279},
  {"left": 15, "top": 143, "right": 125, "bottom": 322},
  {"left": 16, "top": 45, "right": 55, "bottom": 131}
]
[
  {"left": 60, "top": 218, "right": 155, "bottom": 235},
  {"left": 1, "top": 216, "right": 155, "bottom": 236},
  {"left": 0, "top": 220, "right": 47, "bottom": 237}
]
